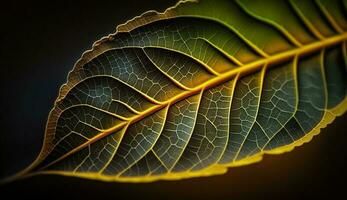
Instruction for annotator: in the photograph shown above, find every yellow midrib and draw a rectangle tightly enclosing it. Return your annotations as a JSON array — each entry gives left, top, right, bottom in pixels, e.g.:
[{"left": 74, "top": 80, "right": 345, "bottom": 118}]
[{"left": 38, "top": 31, "right": 347, "bottom": 171}]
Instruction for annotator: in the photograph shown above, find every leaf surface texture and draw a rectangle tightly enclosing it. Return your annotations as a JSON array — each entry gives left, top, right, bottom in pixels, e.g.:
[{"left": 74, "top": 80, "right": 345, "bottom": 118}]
[{"left": 21, "top": 0, "right": 347, "bottom": 182}]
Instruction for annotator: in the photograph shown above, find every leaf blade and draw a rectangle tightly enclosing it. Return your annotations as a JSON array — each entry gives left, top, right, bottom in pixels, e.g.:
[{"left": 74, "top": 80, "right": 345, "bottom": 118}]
[{"left": 8, "top": 0, "right": 346, "bottom": 183}]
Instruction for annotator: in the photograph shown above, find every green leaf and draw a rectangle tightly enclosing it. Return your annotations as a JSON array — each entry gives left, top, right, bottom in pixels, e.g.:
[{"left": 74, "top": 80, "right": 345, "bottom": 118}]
[{"left": 5, "top": 0, "right": 347, "bottom": 183}]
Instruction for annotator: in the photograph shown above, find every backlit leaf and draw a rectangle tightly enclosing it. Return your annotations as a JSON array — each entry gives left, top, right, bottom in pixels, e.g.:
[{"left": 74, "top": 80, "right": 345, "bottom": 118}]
[{"left": 6, "top": 0, "right": 347, "bottom": 183}]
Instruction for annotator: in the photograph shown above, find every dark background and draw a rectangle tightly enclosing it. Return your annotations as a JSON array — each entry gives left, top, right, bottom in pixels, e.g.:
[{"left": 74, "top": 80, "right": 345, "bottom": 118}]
[{"left": 0, "top": 0, "right": 346, "bottom": 199}]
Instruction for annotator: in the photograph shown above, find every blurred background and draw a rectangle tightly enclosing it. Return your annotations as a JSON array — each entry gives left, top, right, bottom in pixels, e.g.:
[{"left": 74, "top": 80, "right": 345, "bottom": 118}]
[{"left": 0, "top": 0, "right": 346, "bottom": 199}]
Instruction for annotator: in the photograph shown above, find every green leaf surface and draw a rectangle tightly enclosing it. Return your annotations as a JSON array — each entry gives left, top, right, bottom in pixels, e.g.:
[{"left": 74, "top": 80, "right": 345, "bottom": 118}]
[{"left": 5, "top": 0, "right": 347, "bottom": 183}]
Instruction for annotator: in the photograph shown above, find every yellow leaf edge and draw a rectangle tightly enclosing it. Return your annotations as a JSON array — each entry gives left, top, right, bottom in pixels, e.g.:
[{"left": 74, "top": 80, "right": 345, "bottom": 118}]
[{"left": 27, "top": 97, "right": 347, "bottom": 183}]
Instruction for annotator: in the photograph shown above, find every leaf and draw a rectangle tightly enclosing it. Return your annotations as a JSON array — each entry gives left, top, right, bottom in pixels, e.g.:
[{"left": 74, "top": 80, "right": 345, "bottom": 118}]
[{"left": 5, "top": 0, "right": 347, "bottom": 183}]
